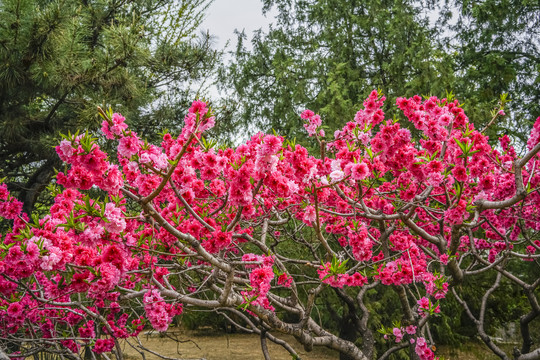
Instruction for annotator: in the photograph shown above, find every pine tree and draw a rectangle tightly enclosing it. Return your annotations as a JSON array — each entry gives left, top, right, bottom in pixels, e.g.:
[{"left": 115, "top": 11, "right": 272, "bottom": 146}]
[{"left": 0, "top": 0, "right": 220, "bottom": 213}]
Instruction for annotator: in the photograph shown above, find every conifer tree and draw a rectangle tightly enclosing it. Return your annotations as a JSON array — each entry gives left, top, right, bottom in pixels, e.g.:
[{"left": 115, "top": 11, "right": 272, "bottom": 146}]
[
  {"left": 0, "top": 0, "right": 219, "bottom": 213},
  {"left": 220, "top": 0, "right": 454, "bottom": 143},
  {"left": 443, "top": 0, "right": 540, "bottom": 143}
]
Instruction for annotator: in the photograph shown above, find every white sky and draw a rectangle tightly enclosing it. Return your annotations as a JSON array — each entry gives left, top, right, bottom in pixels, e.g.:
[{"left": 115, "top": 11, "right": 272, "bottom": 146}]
[
  {"left": 200, "top": 0, "right": 275, "bottom": 51},
  {"left": 199, "top": 1, "right": 448, "bottom": 50}
]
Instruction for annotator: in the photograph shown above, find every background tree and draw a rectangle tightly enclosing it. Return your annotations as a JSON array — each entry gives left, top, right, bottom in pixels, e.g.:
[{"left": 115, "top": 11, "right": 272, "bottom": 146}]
[
  {"left": 219, "top": 0, "right": 455, "bottom": 143},
  {"left": 220, "top": 0, "right": 540, "bottom": 146},
  {"left": 0, "top": 0, "right": 220, "bottom": 214},
  {"left": 441, "top": 0, "right": 540, "bottom": 144}
]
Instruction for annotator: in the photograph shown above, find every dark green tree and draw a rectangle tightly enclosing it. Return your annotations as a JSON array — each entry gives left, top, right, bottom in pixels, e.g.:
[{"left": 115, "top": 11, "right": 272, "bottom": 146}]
[
  {"left": 0, "top": 0, "right": 220, "bottom": 213},
  {"left": 441, "top": 0, "right": 540, "bottom": 143},
  {"left": 220, "top": 0, "right": 454, "bottom": 143}
]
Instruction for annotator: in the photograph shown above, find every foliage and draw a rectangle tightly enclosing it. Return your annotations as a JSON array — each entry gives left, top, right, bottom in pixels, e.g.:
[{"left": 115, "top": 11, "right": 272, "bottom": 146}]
[
  {"left": 220, "top": 0, "right": 540, "bottom": 149},
  {"left": 441, "top": 0, "right": 540, "bottom": 144}
]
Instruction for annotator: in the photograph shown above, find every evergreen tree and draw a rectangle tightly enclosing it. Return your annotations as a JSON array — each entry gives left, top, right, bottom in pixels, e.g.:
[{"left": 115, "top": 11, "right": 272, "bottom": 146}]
[
  {"left": 0, "top": 0, "right": 220, "bottom": 213},
  {"left": 220, "top": 0, "right": 454, "bottom": 143},
  {"left": 441, "top": 0, "right": 540, "bottom": 143}
]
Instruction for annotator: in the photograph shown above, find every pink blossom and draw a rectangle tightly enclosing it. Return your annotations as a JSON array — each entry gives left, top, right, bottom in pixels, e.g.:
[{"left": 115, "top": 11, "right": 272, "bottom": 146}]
[
  {"left": 104, "top": 203, "right": 126, "bottom": 234},
  {"left": 301, "top": 110, "right": 323, "bottom": 137},
  {"left": 56, "top": 139, "right": 74, "bottom": 161},
  {"left": 260, "top": 135, "right": 283, "bottom": 155},
  {"left": 241, "top": 254, "right": 275, "bottom": 310},
  {"left": 189, "top": 100, "right": 208, "bottom": 116},
  {"left": 0, "top": 199, "right": 23, "bottom": 219},
  {"left": 90, "top": 262, "right": 121, "bottom": 296},
  {"left": 329, "top": 169, "right": 344, "bottom": 182},
  {"left": 0, "top": 184, "right": 8, "bottom": 201},
  {"left": 93, "top": 338, "right": 115, "bottom": 354},
  {"left": 350, "top": 162, "right": 369, "bottom": 180},
  {"left": 393, "top": 327, "right": 403, "bottom": 343},
  {"left": 452, "top": 165, "right": 468, "bottom": 182},
  {"left": 415, "top": 336, "right": 435, "bottom": 360},
  {"left": 277, "top": 273, "right": 293, "bottom": 287},
  {"left": 405, "top": 325, "right": 417, "bottom": 335},
  {"left": 303, "top": 206, "right": 317, "bottom": 223},
  {"left": 439, "top": 254, "right": 449, "bottom": 265},
  {"left": 144, "top": 289, "right": 174, "bottom": 332},
  {"left": 118, "top": 134, "right": 140, "bottom": 158},
  {"left": 101, "top": 113, "right": 129, "bottom": 139},
  {"left": 301, "top": 109, "right": 315, "bottom": 119},
  {"left": 445, "top": 200, "right": 468, "bottom": 226},
  {"left": 6, "top": 302, "right": 23, "bottom": 318}
]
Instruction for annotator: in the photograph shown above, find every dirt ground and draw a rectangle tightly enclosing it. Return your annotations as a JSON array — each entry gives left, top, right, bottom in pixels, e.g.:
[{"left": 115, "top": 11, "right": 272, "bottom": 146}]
[
  {"left": 437, "top": 341, "right": 518, "bottom": 360},
  {"left": 121, "top": 328, "right": 339, "bottom": 360},
  {"left": 120, "top": 328, "right": 517, "bottom": 360}
]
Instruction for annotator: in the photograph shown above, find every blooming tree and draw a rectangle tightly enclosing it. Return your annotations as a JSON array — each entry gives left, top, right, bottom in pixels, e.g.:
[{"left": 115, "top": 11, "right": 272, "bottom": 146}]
[{"left": 1, "top": 91, "right": 540, "bottom": 360}]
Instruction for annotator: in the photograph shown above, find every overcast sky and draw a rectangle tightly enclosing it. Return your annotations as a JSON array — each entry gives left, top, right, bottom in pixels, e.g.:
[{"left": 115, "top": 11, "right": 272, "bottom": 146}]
[
  {"left": 199, "top": 1, "right": 451, "bottom": 50},
  {"left": 197, "top": 0, "right": 276, "bottom": 103},
  {"left": 200, "top": 0, "right": 276, "bottom": 51}
]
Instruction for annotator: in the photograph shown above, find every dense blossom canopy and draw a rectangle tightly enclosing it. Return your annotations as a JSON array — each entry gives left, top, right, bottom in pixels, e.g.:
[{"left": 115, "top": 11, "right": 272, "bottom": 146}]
[{"left": 1, "top": 91, "right": 539, "bottom": 360}]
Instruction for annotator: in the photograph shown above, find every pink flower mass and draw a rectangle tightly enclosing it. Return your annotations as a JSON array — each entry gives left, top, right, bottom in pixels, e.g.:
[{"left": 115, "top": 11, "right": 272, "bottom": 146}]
[{"left": 0, "top": 95, "right": 539, "bottom": 360}]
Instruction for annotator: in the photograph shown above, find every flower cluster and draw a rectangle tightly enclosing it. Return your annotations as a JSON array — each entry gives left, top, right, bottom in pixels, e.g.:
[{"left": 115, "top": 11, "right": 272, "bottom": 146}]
[
  {"left": 301, "top": 109, "right": 324, "bottom": 137},
  {"left": 415, "top": 337, "right": 437, "bottom": 360},
  {"left": 389, "top": 325, "right": 417, "bottom": 343},
  {"left": 0, "top": 183, "right": 23, "bottom": 219},
  {"left": 241, "top": 254, "right": 275, "bottom": 310},
  {"left": 143, "top": 289, "right": 181, "bottom": 332},
  {"left": 417, "top": 297, "right": 440, "bottom": 318},
  {"left": 317, "top": 262, "right": 368, "bottom": 288}
]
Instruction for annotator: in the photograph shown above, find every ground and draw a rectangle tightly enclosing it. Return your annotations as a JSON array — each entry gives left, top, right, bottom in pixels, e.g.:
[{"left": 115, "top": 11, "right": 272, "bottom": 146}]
[
  {"left": 121, "top": 328, "right": 338, "bottom": 359},
  {"left": 120, "top": 327, "right": 518, "bottom": 360}
]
